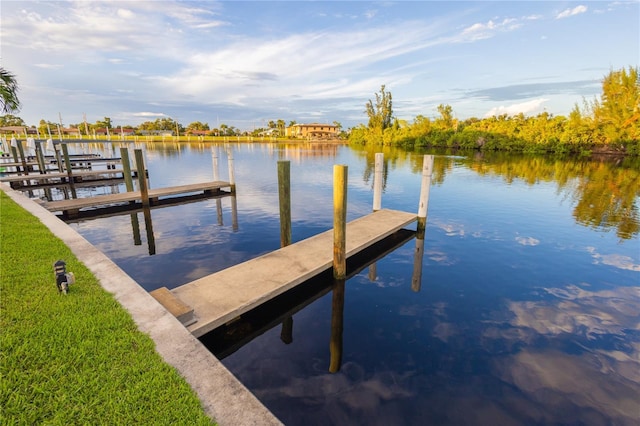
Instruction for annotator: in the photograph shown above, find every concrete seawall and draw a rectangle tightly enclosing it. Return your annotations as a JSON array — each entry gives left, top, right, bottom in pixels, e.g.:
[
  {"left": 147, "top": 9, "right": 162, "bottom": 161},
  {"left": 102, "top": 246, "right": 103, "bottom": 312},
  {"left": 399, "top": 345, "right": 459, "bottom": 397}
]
[{"left": 1, "top": 184, "right": 282, "bottom": 426}]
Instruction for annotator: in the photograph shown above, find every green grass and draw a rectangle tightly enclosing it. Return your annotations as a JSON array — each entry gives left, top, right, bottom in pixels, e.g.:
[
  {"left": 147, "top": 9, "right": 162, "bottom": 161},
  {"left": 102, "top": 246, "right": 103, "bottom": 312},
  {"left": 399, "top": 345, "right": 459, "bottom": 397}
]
[{"left": 0, "top": 190, "right": 214, "bottom": 425}]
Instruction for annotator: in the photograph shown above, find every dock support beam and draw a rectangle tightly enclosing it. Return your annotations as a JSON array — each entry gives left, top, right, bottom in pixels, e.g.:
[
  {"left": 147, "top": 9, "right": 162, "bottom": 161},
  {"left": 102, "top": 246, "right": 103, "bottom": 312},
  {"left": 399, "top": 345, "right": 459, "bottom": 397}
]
[{"left": 333, "top": 165, "right": 348, "bottom": 279}]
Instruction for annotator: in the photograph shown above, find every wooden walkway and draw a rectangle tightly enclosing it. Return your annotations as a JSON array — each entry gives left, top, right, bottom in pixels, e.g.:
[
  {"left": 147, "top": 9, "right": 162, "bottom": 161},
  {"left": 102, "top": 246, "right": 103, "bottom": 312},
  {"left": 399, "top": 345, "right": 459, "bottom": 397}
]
[
  {"left": 156, "top": 209, "right": 417, "bottom": 337},
  {"left": 42, "top": 181, "right": 232, "bottom": 216},
  {"left": 0, "top": 169, "right": 128, "bottom": 184}
]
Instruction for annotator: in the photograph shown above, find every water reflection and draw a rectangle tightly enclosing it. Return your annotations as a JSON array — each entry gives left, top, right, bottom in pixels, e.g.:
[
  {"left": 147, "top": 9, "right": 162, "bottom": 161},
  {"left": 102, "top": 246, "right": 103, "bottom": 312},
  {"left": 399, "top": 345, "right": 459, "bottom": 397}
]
[{"left": 352, "top": 145, "right": 640, "bottom": 240}]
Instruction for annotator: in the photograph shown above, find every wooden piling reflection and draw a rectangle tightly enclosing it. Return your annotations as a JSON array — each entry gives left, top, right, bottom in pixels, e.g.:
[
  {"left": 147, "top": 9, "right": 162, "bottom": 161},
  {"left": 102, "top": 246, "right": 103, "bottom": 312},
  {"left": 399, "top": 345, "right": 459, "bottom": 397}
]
[
  {"left": 142, "top": 206, "right": 156, "bottom": 255},
  {"left": 130, "top": 212, "right": 142, "bottom": 246},
  {"left": 411, "top": 235, "right": 425, "bottom": 292},
  {"left": 329, "top": 279, "right": 345, "bottom": 373}
]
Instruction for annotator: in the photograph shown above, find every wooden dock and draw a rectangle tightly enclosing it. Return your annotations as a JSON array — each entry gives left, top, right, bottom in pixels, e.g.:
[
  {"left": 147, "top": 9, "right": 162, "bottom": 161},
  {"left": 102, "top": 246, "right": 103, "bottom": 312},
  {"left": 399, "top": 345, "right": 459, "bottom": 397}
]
[
  {"left": 0, "top": 169, "right": 128, "bottom": 184},
  {"left": 42, "top": 181, "right": 232, "bottom": 216},
  {"left": 155, "top": 209, "right": 417, "bottom": 338}
]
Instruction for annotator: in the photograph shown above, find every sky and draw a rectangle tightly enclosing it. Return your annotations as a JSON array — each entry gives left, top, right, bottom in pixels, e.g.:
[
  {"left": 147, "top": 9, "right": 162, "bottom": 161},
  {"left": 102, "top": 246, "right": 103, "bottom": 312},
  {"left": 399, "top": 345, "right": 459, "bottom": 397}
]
[{"left": 1, "top": 1, "right": 638, "bottom": 131}]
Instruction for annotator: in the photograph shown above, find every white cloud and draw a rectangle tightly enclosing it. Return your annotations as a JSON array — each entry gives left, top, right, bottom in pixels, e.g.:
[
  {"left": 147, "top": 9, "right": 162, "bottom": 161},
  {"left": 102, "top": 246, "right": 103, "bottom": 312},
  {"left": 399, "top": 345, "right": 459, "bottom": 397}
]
[
  {"left": 556, "top": 5, "right": 588, "bottom": 19},
  {"left": 516, "top": 236, "right": 540, "bottom": 246},
  {"left": 484, "top": 98, "right": 549, "bottom": 117},
  {"left": 460, "top": 17, "right": 522, "bottom": 41}
]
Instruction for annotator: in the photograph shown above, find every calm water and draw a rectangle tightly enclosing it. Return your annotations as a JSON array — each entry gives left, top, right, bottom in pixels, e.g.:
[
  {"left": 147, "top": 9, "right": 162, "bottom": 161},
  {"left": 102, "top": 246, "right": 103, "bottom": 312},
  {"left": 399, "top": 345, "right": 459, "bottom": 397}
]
[{"left": 36, "top": 142, "right": 640, "bottom": 425}]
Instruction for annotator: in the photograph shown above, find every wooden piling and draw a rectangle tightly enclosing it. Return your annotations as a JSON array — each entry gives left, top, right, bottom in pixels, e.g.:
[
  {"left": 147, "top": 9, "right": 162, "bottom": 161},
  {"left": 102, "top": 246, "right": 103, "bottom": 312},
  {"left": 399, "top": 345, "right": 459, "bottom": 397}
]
[
  {"left": 227, "top": 148, "right": 236, "bottom": 194},
  {"left": 15, "top": 140, "right": 29, "bottom": 175},
  {"left": 333, "top": 165, "right": 348, "bottom": 279},
  {"left": 35, "top": 141, "right": 47, "bottom": 174},
  {"left": 373, "top": 152, "right": 383, "bottom": 211},
  {"left": 278, "top": 161, "right": 291, "bottom": 247},
  {"left": 134, "top": 149, "right": 150, "bottom": 207},
  {"left": 211, "top": 148, "right": 220, "bottom": 181},
  {"left": 10, "top": 146, "right": 21, "bottom": 176},
  {"left": 417, "top": 155, "right": 434, "bottom": 238},
  {"left": 53, "top": 144, "right": 64, "bottom": 172},
  {"left": 61, "top": 144, "right": 77, "bottom": 199},
  {"left": 119, "top": 147, "right": 134, "bottom": 192}
]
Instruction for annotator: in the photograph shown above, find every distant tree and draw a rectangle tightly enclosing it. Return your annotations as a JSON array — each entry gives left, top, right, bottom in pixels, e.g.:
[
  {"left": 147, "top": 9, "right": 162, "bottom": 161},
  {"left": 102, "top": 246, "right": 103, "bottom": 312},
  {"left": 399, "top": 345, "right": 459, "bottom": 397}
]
[
  {"left": 593, "top": 66, "right": 639, "bottom": 143},
  {"left": 186, "top": 121, "right": 210, "bottom": 131},
  {"left": 268, "top": 120, "right": 276, "bottom": 129},
  {"left": 276, "top": 119, "right": 285, "bottom": 134},
  {"left": 0, "top": 114, "right": 25, "bottom": 127},
  {"left": 436, "top": 104, "right": 454, "bottom": 130},
  {"left": 288, "top": 120, "right": 297, "bottom": 127},
  {"left": 37, "top": 119, "right": 58, "bottom": 136},
  {"left": 0, "top": 68, "right": 20, "bottom": 113},
  {"left": 92, "top": 117, "right": 112, "bottom": 130},
  {"left": 365, "top": 85, "right": 393, "bottom": 131}
]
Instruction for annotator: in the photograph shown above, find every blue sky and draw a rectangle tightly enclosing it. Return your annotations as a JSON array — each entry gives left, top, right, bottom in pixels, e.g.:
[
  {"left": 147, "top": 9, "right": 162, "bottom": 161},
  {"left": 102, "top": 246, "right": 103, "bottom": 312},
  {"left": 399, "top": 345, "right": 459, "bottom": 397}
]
[{"left": 2, "top": 1, "right": 638, "bottom": 131}]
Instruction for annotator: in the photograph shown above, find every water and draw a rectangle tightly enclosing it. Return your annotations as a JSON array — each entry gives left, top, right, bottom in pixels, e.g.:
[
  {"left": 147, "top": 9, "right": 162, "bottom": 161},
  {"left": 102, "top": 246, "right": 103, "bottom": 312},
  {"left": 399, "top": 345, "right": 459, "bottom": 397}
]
[{"left": 29, "top": 142, "right": 640, "bottom": 425}]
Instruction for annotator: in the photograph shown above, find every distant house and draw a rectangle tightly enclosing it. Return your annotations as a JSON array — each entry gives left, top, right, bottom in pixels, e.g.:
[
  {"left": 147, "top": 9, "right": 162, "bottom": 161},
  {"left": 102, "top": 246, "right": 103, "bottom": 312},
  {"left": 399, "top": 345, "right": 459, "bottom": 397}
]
[
  {"left": 0, "top": 126, "right": 37, "bottom": 136},
  {"left": 112, "top": 128, "right": 135, "bottom": 137},
  {"left": 61, "top": 127, "right": 81, "bottom": 136},
  {"left": 258, "top": 128, "right": 279, "bottom": 137},
  {"left": 286, "top": 123, "right": 338, "bottom": 139},
  {"left": 186, "top": 129, "right": 209, "bottom": 137}
]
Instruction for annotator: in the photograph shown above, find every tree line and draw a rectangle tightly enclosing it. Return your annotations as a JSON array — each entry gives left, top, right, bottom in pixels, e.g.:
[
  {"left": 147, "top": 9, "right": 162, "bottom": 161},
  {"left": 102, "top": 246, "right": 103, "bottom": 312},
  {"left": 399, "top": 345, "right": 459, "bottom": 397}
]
[{"left": 351, "top": 66, "right": 639, "bottom": 155}]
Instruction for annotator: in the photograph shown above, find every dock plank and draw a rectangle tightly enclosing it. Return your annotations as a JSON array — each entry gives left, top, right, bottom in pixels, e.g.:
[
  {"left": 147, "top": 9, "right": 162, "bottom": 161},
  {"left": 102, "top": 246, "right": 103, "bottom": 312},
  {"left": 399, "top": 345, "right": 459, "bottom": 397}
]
[
  {"left": 171, "top": 209, "right": 417, "bottom": 337},
  {"left": 42, "top": 181, "right": 231, "bottom": 213},
  {"left": 0, "top": 169, "right": 127, "bottom": 183}
]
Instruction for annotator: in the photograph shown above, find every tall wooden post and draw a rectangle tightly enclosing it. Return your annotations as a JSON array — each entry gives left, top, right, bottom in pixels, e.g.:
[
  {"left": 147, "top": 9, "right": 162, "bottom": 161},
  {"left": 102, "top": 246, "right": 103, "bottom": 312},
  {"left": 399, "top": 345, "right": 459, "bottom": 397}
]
[
  {"left": 134, "top": 148, "right": 150, "bottom": 207},
  {"left": 10, "top": 146, "right": 21, "bottom": 176},
  {"left": 372, "top": 153, "right": 383, "bottom": 211},
  {"left": 278, "top": 161, "right": 291, "bottom": 247},
  {"left": 227, "top": 148, "right": 236, "bottom": 193},
  {"left": 329, "top": 279, "right": 345, "bottom": 373},
  {"left": 417, "top": 155, "right": 434, "bottom": 238},
  {"left": 333, "top": 165, "right": 348, "bottom": 279},
  {"left": 35, "top": 141, "right": 47, "bottom": 174},
  {"left": 278, "top": 160, "right": 293, "bottom": 342},
  {"left": 119, "top": 147, "right": 134, "bottom": 192},
  {"left": 211, "top": 148, "right": 220, "bottom": 181},
  {"left": 16, "top": 139, "right": 29, "bottom": 175},
  {"left": 61, "top": 144, "right": 77, "bottom": 199}
]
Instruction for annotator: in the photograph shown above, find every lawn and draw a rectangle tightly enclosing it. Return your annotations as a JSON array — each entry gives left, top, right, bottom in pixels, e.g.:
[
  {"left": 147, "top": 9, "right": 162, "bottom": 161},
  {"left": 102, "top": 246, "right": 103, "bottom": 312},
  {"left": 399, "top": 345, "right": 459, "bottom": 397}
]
[{"left": 0, "top": 190, "right": 214, "bottom": 425}]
